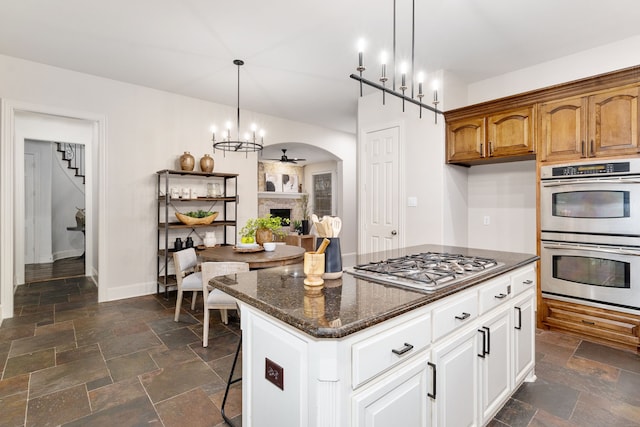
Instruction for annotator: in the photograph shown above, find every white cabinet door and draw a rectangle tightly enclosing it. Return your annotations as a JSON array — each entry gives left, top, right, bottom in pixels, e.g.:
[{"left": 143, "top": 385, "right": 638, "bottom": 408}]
[
  {"left": 478, "top": 305, "right": 512, "bottom": 424},
  {"left": 431, "top": 326, "right": 479, "bottom": 427},
  {"left": 512, "top": 290, "right": 536, "bottom": 386},
  {"left": 352, "top": 355, "right": 431, "bottom": 427}
]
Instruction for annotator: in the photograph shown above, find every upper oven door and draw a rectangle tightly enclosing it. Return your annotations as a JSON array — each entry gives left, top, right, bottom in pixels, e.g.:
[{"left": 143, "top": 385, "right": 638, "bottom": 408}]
[{"left": 540, "top": 176, "right": 640, "bottom": 236}]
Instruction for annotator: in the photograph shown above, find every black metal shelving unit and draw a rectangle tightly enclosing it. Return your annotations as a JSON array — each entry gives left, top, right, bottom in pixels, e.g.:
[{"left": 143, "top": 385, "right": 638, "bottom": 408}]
[{"left": 156, "top": 169, "right": 238, "bottom": 296}]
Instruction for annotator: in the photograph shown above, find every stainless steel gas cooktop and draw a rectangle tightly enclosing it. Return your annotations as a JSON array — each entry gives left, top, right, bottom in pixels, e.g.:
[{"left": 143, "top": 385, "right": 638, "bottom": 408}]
[{"left": 345, "top": 252, "right": 503, "bottom": 292}]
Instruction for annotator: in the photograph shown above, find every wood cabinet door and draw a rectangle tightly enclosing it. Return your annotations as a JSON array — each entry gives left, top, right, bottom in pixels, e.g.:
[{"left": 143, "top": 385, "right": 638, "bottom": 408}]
[
  {"left": 447, "top": 117, "right": 486, "bottom": 163},
  {"left": 589, "top": 86, "right": 640, "bottom": 158},
  {"left": 539, "top": 96, "right": 586, "bottom": 162},
  {"left": 487, "top": 107, "right": 535, "bottom": 158}
]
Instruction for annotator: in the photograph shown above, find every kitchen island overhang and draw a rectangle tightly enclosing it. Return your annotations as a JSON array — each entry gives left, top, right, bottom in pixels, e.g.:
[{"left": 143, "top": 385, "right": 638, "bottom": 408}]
[{"left": 209, "top": 244, "right": 539, "bottom": 427}]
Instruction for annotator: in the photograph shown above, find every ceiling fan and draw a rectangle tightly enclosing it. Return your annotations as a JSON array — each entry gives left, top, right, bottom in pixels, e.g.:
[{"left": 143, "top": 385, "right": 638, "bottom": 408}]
[{"left": 267, "top": 149, "right": 306, "bottom": 164}]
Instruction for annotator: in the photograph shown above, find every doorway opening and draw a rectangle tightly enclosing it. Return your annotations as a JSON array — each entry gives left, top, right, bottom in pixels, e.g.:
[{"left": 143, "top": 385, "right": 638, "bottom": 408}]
[{"left": 24, "top": 140, "right": 86, "bottom": 283}]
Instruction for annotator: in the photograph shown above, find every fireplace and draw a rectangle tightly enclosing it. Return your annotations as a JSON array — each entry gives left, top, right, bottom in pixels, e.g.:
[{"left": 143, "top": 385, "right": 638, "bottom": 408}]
[{"left": 270, "top": 208, "right": 291, "bottom": 225}]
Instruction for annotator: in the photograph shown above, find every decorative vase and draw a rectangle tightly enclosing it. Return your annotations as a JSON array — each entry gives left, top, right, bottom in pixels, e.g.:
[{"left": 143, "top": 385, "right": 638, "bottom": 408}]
[
  {"left": 203, "top": 232, "right": 217, "bottom": 247},
  {"left": 75, "top": 207, "right": 85, "bottom": 228},
  {"left": 200, "top": 154, "right": 214, "bottom": 173},
  {"left": 301, "top": 219, "right": 310, "bottom": 235},
  {"left": 179, "top": 151, "right": 195, "bottom": 171},
  {"left": 255, "top": 228, "right": 274, "bottom": 246}
]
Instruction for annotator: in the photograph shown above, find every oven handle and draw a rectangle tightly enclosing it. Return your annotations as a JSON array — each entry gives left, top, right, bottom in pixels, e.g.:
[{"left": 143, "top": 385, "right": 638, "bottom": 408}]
[
  {"left": 543, "top": 243, "right": 640, "bottom": 256},
  {"left": 541, "top": 178, "right": 640, "bottom": 187}
]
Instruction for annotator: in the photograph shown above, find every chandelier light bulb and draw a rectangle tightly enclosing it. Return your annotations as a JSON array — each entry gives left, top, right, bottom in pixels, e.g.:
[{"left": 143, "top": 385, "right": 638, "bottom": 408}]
[
  {"left": 417, "top": 72, "right": 425, "bottom": 98},
  {"left": 250, "top": 123, "right": 257, "bottom": 132}
]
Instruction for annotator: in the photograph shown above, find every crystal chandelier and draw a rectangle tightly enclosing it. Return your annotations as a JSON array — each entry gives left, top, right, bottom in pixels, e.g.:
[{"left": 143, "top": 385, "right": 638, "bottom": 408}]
[
  {"left": 211, "top": 59, "right": 264, "bottom": 155},
  {"left": 350, "top": 0, "right": 443, "bottom": 123}
]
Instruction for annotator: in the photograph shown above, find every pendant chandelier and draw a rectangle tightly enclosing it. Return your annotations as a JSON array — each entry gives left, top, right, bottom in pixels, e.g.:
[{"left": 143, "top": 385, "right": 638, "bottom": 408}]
[
  {"left": 350, "top": 0, "right": 443, "bottom": 123},
  {"left": 211, "top": 59, "right": 264, "bottom": 155}
]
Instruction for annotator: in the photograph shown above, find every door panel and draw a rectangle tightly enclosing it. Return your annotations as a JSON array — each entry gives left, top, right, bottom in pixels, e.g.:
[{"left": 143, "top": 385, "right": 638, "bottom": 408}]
[{"left": 363, "top": 127, "right": 400, "bottom": 254}]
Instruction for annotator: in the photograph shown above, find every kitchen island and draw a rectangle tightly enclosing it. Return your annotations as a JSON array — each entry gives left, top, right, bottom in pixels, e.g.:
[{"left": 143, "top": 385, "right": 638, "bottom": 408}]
[{"left": 209, "top": 244, "right": 539, "bottom": 427}]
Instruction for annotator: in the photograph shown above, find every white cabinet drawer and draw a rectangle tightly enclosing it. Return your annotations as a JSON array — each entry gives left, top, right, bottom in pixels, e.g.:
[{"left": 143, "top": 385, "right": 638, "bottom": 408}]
[
  {"left": 352, "top": 313, "right": 431, "bottom": 388},
  {"left": 510, "top": 266, "right": 536, "bottom": 296},
  {"left": 432, "top": 291, "right": 478, "bottom": 342},
  {"left": 479, "top": 276, "right": 511, "bottom": 314}
]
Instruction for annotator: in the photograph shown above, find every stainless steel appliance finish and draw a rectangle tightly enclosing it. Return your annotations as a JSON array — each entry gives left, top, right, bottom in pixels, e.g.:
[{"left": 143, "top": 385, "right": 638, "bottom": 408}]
[
  {"left": 540, "top": 237, "right": 640, "bottom": 310},
  {"left": 540, "top": 158, "right": 640, "bottom": 237},
  {"left": 540, "top": 159, "right": 640, "bottom": 310},
  {"left": 346, "top": 252, "right": 502, "bottom": 292}
]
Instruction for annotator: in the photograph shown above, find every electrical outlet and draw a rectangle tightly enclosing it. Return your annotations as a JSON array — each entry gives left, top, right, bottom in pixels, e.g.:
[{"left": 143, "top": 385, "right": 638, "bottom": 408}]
[
  {"left": 407, "top": 197, "right": 418, "bottom": 207},
  {"left": 265, "top": 358, "right": 284, "bottom": 390},
  {"left": 483, "top": 216, "right": 490, "bottom": 226}
]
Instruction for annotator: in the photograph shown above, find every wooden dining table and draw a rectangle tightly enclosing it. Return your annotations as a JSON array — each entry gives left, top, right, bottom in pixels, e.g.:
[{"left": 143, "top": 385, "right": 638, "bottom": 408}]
[{"left": 197, "top": 244, "right": 305, "bottom": 269}]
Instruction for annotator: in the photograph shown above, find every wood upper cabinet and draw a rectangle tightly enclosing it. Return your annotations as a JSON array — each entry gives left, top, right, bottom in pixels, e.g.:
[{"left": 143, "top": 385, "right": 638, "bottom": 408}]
[
  {"left": 446, "top": 107, "right": 535, "bottom": 166},
  {"left": 446, "top": 117, "right": 485, "bottom": 164},
  {"left": 539, "top": 86, "right": 640, "bottom": 162},
  {"left": 590, "top": 86, "right": 640, "bottom": 158}
]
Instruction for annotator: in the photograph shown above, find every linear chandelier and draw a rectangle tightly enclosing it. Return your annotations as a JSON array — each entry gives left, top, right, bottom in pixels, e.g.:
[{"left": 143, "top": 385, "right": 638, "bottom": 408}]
[
  {"left": 211, "top": 59, "right": 264, "bottom": 155},
  {"left": 350, "top": 0, "right": 443, "bottom": 123}
]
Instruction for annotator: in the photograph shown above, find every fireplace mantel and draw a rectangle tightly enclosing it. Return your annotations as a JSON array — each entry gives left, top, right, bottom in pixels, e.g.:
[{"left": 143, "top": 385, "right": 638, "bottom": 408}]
[{"left": 258, "top": 192, "right": 307, "bottom": 199}]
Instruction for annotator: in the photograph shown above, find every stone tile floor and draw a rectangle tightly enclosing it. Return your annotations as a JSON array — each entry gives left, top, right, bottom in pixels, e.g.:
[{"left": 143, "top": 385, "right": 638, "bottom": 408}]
[{"left": 1, "top": 276, "right": 639, "bottom": 426}]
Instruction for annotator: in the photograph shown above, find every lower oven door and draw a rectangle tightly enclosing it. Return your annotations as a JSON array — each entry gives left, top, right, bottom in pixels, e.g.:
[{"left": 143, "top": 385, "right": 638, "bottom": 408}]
[{"left": 540, "top": 241, "right": 640, "bottom": 310}]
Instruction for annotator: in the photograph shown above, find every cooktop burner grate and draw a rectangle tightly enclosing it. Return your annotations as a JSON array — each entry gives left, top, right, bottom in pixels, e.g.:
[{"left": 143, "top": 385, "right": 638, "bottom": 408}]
[{"left": 347, "top": 252, "right": 501, "bottom": 291}]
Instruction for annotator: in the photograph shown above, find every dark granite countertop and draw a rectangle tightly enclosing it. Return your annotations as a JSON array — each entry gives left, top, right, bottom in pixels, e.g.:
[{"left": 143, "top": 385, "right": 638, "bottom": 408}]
[{"left": 209, "top": 244, "right": 539, "bottom": 339}]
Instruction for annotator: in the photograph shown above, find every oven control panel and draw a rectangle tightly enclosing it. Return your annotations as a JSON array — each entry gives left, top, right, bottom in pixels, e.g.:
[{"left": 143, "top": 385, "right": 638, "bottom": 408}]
[{"left": 542, "top": 158, "right": 640, "bottom": 179}]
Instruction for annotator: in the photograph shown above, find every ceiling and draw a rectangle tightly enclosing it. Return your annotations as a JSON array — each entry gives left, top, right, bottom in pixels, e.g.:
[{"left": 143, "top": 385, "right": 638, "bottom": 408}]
[{"left": 1, "top": 0, "right": 640, "bottom": 137}]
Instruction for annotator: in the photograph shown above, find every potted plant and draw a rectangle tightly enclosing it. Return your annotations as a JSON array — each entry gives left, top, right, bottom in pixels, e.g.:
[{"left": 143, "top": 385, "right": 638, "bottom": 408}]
[
  {"left": 292, "top": 219, "right": 303, "bottom": 235},
  {"left": 240, "top": 214, "right": 290, "bottom": 245}
]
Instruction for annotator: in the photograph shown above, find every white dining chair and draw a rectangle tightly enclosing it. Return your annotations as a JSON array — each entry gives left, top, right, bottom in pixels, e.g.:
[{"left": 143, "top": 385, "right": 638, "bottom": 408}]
[
  {"left": 201, "top": 261, "right": 250, "bottom": 347},
  {"left": 172, "top": 248, "right": 202, "bottom": 322}
]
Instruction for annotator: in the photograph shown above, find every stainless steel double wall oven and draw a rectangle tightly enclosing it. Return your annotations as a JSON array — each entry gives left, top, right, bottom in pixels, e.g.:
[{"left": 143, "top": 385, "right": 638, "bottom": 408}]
[{"left": 540, "top": 158, "right": 640, "bottom": 310}]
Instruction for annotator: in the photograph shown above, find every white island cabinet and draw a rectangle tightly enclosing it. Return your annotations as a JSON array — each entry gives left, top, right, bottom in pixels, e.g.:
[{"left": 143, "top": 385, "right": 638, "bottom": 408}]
[{"left": 208, "top": 245, "right": 538, "bottom": 427}]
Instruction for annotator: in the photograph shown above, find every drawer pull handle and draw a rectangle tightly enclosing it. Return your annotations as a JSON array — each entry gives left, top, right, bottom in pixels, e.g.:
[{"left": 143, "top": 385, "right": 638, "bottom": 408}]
[
  {"left": 494, "top": 293, "right": 507, "bottom": 299},
  {"left": 523, "top": 279, "right": 533, "bottom": 285},
  {"left": 427, "top": 361, "right": 437, "bottom": 399},
  {"left": 582, "top": 320, "right": 596, "bottom": 326},
  {"left": 515, "top": 306, "right": 522, "bottom": 330},
  {"left": 455, "top": 312, "right": 471, "bottom": 321},
  {"left": 392, "top": 343, "right": 414, "bottom": 356}
]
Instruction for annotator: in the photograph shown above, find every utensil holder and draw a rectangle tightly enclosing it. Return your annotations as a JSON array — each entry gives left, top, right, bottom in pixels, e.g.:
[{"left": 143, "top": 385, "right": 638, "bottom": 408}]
[
  {"left": 316, "top": 237, "right": 342, "bottom": 279},
  {"left": 303, "top": 251, "right": 325, "bottom": 288}
]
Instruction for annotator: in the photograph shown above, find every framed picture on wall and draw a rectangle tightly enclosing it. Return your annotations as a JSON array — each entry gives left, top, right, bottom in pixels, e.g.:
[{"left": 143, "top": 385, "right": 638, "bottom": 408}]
[
  {"left": 265, "top": 173, "right": 281, "bottom": 192},
  {"left": 282, "top": 174, "right": 298, "bottom": 193}
]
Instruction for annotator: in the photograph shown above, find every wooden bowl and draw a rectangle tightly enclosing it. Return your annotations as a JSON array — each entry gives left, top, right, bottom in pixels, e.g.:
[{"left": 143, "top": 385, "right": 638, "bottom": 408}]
[{"left": 175, "top": 211, "right": 218, "bottom": 225}]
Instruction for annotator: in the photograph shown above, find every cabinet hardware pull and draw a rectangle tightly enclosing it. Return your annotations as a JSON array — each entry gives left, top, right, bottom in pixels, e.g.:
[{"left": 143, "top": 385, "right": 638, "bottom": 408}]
[
  {"left": 582, "top": 320, "right": 596, "bottom": 325},
  {"left": 489, "top": 141, "right": 493, "bottom": 156},
  {"left": 590, "top": 140, "right": 595, "bottom": 157},
  {"left": 455, "top": 312, "right": 471, "bottom": 320},
  {"left": 483, "top": 326, "right": 491, "bottom": 354},
  {"left": 494, "top": 293, "right": 507, "bottom": 299},
  {"left": 515, "top": 306, "right": 522, "bottom": 330},
  {"left": 480, "top": 143, "right": 484, "bottom": 157},
  {"left": 581, "top": 140, "right": 586, "bottom": 157},
  {"left": 477, "top": 329, "right": 487, "bottom": 358},
  {"left": 523, "top": 279, "right": 533, "bottom": 285},
  {"left": 391, "top": 342, "right": 414, "bottom": 356},
  {"left": 427, "top": 362, "right": 437, "bottom": 399}
]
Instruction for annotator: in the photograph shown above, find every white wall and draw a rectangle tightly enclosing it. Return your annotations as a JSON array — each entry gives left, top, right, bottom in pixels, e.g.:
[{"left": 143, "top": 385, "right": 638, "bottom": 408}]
[
  {"left": 467, "top": 161, "right": 536, "bottom": 254},
  {"left": 0, "top": 53, "right": 356, "bottom": 310},
  {"left": 468, "top": 35, "right": 640, "bottom": 104}
]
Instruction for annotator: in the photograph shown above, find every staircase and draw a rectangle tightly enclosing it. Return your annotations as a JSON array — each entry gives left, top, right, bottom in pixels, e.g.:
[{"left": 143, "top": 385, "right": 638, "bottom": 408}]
[{"left": 56, "top": 143, "right": 85, "bottom": 184}]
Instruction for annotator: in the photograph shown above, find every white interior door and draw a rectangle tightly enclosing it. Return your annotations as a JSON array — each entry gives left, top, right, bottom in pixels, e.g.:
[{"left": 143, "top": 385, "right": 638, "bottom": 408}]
[{"left": 362, "top": 126, "right": 401, "bottom": 254}]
